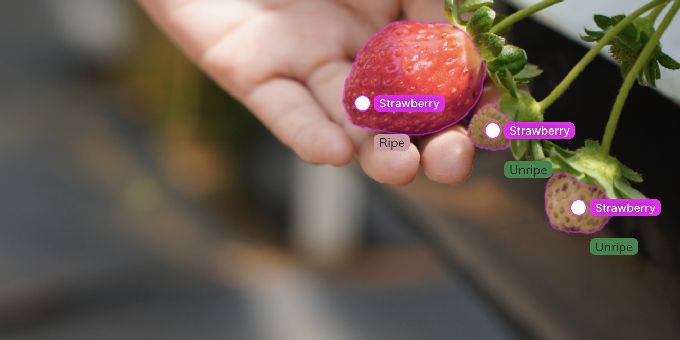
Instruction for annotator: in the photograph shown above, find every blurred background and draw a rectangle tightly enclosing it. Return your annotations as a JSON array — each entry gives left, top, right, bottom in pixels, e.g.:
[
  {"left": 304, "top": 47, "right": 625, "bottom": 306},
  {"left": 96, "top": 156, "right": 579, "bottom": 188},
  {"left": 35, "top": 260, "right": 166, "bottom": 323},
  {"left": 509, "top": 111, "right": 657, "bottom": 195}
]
[{"left": 1, "top": 1, "right": 679, "bottom": 339}]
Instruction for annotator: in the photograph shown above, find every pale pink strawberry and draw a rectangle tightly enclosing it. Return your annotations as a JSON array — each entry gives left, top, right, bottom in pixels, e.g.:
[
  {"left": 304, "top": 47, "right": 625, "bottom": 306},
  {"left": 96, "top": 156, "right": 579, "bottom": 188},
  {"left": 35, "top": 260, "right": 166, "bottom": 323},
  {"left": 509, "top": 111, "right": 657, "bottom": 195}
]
[
  {"left": 544, "top": 173, "right": 611, "bottom": 234},
  {"left": 468, "top": 103, "right": 510, "bottom": 150}
]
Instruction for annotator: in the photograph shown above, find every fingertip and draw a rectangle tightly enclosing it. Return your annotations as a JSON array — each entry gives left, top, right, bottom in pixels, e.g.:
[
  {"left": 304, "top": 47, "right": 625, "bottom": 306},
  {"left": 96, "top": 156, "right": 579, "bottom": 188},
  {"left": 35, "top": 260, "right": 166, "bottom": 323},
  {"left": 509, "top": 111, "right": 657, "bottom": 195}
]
[
  {"left": 294, "top": 123, "right": 354, "bottom": 166},
  {"left": 358, "top": 139, "right": 420, "bottom": 185},
  {"left": 321, "top": 125, "right": 355, "bottom": 166},
  {"left": 420, "top": 126, "right": 475, "bottom": 184}
]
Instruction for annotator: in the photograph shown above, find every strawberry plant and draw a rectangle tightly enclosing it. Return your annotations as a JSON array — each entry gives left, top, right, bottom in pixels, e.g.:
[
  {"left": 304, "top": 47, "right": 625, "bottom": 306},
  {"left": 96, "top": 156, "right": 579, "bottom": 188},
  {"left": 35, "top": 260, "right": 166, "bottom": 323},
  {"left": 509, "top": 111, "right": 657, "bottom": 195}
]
[
  {"left": 453, "top": 0, "right": 679, "bottom": 233},
  {"left": 344, "top": 0, "right": 679, "bottom": 234}
]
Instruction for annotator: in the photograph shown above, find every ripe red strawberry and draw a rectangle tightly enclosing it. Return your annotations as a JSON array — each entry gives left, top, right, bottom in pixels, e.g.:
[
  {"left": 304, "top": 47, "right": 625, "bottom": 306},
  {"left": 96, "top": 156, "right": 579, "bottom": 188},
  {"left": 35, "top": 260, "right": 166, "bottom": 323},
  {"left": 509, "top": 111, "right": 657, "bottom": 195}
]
[
  {"left": 468, "top": 103, "right": 510, "bottom": 150},
  {"left": 343, "top": 21, "right": 486, "bottom": 135},
  {"left": 544, "top": 173, "right": 611, "bottom": 234}
]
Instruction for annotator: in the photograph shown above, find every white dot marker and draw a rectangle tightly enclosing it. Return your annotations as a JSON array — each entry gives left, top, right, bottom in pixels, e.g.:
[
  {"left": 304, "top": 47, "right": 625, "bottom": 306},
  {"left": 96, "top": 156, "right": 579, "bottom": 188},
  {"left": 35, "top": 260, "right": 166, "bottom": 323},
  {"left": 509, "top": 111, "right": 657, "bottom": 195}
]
[
  {"left": 354, "top": 96, "right": 371, "bottom": 111},
  {"left": 485, "top": 122, "right": 501, "bottom": 139},
  {"left": 571, "top": 199, "right": 586, "bottom": 216}
]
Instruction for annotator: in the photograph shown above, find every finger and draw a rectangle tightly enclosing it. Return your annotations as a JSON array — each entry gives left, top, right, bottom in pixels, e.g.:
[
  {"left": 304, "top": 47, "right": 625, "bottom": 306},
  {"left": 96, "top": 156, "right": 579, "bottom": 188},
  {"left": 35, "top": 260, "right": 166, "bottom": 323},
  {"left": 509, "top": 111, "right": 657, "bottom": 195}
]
[
  {"left": 138, "top": 0, "right": 257, "bottom": 62},
  {"left": 339, "top": 0, "right": 400, "bottom": 29},
  {"left": 418, "top": 125, "right": 475, "bottom": 184},
  {"left": 245, "top": 78, "right": 353, "bottom": 166},
  {"left": 307, "top": 60, "right": 421, "bottom": 185},
  {"left": 417, "top": 84, "right": 502, "bottom": 184},
  {"left": 402, "top": 0, "right": 448, "bottom": 22},
  {"left": 358, "top": 138, "right": 421, "bottom": 185}
]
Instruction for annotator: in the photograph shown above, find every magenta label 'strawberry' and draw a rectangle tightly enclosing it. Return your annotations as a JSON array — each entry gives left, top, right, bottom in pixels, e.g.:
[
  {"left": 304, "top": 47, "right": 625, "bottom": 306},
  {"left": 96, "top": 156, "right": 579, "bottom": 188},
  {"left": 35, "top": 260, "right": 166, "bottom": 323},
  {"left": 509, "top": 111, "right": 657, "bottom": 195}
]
[
  {"left": 373, "top": 95, "right": 445, "bottom": 113},
  {"left": 590, "top": 199, "right": 661, "bottom": 216},
  {"left": 504, "top": 122, "right": 575, "bottom": 139}
]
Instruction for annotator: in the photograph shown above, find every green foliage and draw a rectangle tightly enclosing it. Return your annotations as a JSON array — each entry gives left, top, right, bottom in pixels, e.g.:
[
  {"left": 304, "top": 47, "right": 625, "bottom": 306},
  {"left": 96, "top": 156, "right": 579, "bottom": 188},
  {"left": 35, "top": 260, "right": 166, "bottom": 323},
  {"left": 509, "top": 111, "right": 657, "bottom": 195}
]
[
  {"left": 581, "top": 13, "right": 680, "bottom": 87},
  {"left": 499, "top": 91, "right": 541, "bottom": 122},
  {"left": 511, "top": 140, "right": 530, "bottom": 160},
  {"left": 468, "top": 6, "right": 496, "bottom": 35},
  {"left": 461, "top": 0, "right": 494, "bottom": 13},
  {"left": 513, "top": 64, "right": 543, "bottom": 84},
  {"left": 445, "top": 0, "right": 668, "bottom": 202},
  {"left": 473, "top": 32, "right": 504, "bottom": 59},
  {"left": 455, "top": 0, "right": 543, "bottom": 98},
  {"left": 543, "top": 140, "right": 645, "bottom": 199},
  {"left": 488, "top": 45, "right": 527, "bottom": 75}
]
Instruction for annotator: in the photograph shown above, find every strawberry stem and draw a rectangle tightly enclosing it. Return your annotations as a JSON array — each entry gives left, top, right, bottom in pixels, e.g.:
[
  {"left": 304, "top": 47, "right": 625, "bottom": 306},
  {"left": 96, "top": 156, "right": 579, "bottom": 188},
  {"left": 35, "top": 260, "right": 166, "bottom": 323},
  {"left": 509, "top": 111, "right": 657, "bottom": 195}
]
[
  {"left": 601, "top": 0, "right": 680, "bottom": 155},
  {"left": 647, "top": 1, "right": 669, "bottom": 23},
  {"left": 489, "top": 0, "right": 563, "bottom": 35},
  {"left": 538, "top": 0, "right": 669, "bottom": 112}
]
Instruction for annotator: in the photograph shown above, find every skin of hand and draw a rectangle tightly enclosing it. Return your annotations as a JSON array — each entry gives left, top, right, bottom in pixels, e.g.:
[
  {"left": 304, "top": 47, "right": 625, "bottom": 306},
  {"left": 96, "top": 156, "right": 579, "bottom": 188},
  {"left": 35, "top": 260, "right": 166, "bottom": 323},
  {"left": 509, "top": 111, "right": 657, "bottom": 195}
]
[{"left": 139, "top": 0, "right": 498, "bottom": 185}]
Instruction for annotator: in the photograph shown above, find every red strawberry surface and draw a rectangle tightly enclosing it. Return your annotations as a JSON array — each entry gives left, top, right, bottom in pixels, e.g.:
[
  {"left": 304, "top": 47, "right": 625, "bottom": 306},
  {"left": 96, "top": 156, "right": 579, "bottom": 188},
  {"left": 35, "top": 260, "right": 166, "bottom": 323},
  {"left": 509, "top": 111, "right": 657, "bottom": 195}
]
[{"left": 343, "top": 21, "right": 485, "bottom": 135}]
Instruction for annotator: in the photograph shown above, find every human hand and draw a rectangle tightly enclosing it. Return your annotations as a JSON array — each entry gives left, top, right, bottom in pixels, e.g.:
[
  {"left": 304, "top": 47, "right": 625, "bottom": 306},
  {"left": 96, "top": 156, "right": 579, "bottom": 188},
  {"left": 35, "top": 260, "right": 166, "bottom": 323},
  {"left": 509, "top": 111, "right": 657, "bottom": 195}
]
[{"left": 139, "top": 0, "right": 496, "bottom": 185}]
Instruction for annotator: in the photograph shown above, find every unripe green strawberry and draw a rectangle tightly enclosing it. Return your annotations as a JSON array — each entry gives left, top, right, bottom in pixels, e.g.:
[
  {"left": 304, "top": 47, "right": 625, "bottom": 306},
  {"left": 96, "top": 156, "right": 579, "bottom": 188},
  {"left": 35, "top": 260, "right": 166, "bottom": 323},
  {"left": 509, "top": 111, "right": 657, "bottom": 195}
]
[
  {"left": 468, "top": 103, "right": 510, "bottom": 150},
  {"left": 544, "top": 173, "right": 611, "bottom": 234},
  {"left": 343, "top": 21, "right": 486, "bottom": 135}
]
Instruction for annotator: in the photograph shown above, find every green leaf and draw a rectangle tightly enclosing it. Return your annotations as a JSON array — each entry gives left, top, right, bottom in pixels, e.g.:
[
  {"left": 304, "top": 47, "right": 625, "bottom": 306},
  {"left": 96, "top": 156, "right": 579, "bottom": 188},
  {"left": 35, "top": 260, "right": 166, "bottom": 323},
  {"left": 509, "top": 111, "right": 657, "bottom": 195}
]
[
  {"left": 658, "top": 51, "right": 680, "bottom": 70},
  {"left": 640, "top": 60, "right": 659, "bottom": 87},
  {"left": 488, "top": 45, "right": 527, "bottom": 75},
  {"left": 543, "top": 140, "right": 575, "bottom": 158},
  {"left": 614, "top": 178, "right": 646, "bottom": 199},
  {"left": 651, "top": 60, "right": 661, "bottom": 83},
  {"left": 499, "top": 91, "right": 541, "bottom": 122},
  {"left": 460, "top": 0, "right": 494, "bottom": 13},
  {"left": 511, "top": 140, "right": 530, "bottom": 160},
  {"left": 473, "top": 32, "right": 504, "bottom": 59},
  {"left": 619, "top": 162, "right": 643, "bottom": 183},
  {"left": 547, "top": 149, "right": 577, "bottom": 175},
  {"left": 567, "top": 144, "right": 619, "bottom": 199},
  {"left": 530, "top": 140, "right": 545, "bottom": 160},
  {"left": 635, "top": 18, "right": 654, "bottom": 37},
  {"left": 613, "top": 37, "right": 638, "bottom": 52},
  {"left": 514, "top": 64, "right": 543, "bottom": 82},
  {"left": 583, "top": 28, "right": 600, "bottom": 36},
  {"left": 468, "top": 6, "right": 496, "bottom": 35},
  {"left": 497, "top": 68, "right": 518, "bottom": 97},
  {"left": 618, "top": 24, "right": 641, "bottom": 49},
  {"left": 594, "top": 14, "right": 612, "bottom": 29},
  {"left": 581, "top": 32, "right": 604, "bottom": 42}
]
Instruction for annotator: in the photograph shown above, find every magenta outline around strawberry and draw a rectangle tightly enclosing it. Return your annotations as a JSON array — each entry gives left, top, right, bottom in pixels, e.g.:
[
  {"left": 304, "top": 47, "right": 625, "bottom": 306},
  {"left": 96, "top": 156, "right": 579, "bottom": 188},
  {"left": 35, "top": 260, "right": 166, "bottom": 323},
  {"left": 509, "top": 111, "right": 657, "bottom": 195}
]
[
  {"left": 342, "top": 21, "right": 487, "bottom": 136},
  {"left": 544, "top": 172, "right": 612, "bottom": 235},
  {"left": 467, "top": 101, "right": 511, "bottom": 151}
]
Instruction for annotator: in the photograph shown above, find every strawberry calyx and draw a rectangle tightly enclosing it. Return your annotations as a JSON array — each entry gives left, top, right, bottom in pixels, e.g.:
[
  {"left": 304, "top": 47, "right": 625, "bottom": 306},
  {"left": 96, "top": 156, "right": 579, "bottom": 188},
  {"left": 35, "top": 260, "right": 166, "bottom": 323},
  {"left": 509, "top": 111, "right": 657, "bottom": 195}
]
[
  {"left": 581, "top": 12, "right": 680, "bottom": 87},
  {"left": 543, "top": 140, "right": 645, "bottom": 200},
  {"left": 447, "top": 0, "right": 544, "bottom": 99},
  {"left": 498, "top": 91, "right": 543, "bottom": 159}
]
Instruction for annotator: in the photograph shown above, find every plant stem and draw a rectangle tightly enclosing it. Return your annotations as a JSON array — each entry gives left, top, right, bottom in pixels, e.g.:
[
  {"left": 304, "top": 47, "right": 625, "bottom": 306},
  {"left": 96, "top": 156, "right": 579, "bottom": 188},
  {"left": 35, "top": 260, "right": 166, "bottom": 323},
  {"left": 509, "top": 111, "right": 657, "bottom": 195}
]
[
  {"left": 601, "top": 0, "right": 680, "bottom": 155},
  {"left": 538, "top": 0, "right": 669, "bottom": 112},
  {"left": 489, "top": 0, "right": 563, "bottom": 34},
  {"left": 647, "top": 2, "right": 668, "bottom": 23}
]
